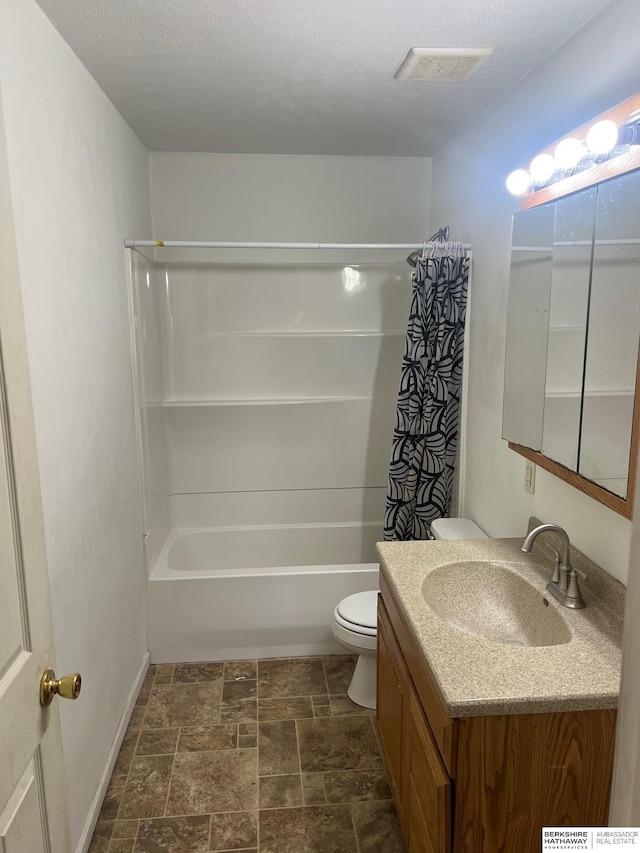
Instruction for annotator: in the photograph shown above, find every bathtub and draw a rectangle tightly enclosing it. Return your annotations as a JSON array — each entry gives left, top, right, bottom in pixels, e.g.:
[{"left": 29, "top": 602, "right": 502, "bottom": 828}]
[{"left": 147, "top": 523, "right": 380, "bottom": 662}]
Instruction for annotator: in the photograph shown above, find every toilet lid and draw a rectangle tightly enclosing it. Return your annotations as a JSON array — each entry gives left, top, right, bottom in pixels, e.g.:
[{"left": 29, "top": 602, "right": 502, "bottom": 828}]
[
  {"left": 336, "top": 590, "right": 378, "bottom": 630},
  {"left": 334, "top": 608, "right": 377, "bottom": 637},
  {"left": 431, "top": 517, "right": 487, "bottom": 540}
]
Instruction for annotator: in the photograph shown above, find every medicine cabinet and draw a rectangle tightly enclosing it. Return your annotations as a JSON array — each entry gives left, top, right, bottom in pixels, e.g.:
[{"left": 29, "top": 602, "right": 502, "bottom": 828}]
[{"left": 503, "top": 169, "right": 640, "bottom": 517}]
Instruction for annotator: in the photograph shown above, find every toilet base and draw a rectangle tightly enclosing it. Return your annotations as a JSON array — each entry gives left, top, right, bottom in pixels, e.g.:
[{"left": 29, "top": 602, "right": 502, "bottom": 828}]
[{"left": 347, "top": 653, "right": 377, "bottom": 710}]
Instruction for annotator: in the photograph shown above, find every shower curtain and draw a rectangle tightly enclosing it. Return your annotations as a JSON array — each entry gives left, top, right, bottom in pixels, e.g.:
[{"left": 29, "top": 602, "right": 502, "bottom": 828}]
[{"left": 384, "top": 250, "right": 469, "bottom": 541}]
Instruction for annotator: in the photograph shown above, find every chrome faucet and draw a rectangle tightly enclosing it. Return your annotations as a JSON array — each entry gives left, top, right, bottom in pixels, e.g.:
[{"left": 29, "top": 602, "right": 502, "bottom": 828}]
[{"left": 521, "top": 523, "right": 585, "bottom": 609}]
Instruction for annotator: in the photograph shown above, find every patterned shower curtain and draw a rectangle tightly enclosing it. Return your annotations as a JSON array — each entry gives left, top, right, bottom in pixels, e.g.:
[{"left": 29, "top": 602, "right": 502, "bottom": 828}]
[{"left": 384, "top": 251, "right": 469, "bottom": 541}]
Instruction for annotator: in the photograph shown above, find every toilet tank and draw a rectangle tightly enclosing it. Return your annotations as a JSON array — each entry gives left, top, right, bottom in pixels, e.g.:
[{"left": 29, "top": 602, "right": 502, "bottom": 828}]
[{"left": 430, "top": 517, "right": 488, "bottom": 540}]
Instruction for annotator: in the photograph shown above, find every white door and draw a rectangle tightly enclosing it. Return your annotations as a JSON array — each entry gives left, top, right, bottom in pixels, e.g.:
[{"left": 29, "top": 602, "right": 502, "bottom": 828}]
[{"left": 0, "top": 90, "right": 72, "bottom": 851}]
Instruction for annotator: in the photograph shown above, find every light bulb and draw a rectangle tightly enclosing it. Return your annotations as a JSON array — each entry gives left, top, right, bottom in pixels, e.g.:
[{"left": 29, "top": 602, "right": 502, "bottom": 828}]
[
  {"left": 554, "top": 137, "right": 586, "bottom": 170},
  {"left": 529, "top": 154, "right": 555, "bottom": 184},
  {"left": 506, "top": 169, "right": 531, "bottom": 196},
  {"left": 586, "top": 119, "right": 619, "bottom": 154}
]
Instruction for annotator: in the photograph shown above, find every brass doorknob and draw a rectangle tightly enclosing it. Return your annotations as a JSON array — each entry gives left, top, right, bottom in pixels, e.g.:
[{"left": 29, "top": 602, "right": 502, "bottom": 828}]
[{"left": 40, "top": 668, "right": 82, "bottom": 707}]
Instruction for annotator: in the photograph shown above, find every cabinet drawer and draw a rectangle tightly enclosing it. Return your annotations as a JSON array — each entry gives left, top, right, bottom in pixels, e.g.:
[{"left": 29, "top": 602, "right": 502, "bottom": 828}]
[{"left": 408, "top": 685, "right": 451, "bottom": 853}]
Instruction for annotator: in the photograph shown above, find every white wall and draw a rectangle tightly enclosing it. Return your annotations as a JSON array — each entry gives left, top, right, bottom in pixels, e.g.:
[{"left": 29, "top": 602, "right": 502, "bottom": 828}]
[
  {"left": 430, "top": 0, "right": 640, "bottom": 585},
  {"left": 0, "top": 0, "right": 151, "bottom": 848},
  {"left": 150, "top": 152, "right": 430, "bottom": 241},
  {"left": 611, "top": 438, "right": 640, "bottom": 822}
]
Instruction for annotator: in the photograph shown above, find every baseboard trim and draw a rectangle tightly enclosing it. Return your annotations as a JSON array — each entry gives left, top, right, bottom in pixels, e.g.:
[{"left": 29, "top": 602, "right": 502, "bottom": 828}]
[{"left": 75, "top": 651, "right": 150, "bottom": 853}]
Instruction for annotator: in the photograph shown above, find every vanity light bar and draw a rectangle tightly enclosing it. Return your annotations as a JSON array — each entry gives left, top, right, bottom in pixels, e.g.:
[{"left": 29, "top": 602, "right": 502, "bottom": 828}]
[{"left": 506, "top": 92, "right": 640, "bottom": 206}]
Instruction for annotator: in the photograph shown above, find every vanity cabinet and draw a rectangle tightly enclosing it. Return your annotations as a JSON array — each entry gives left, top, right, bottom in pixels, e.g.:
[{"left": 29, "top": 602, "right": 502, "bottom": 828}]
[{"left": 377, "top": 571, "right": 617, "bottom": 853}]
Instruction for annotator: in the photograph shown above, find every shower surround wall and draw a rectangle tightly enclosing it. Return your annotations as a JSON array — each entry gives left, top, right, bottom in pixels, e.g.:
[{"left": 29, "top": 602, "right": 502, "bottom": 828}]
[
  {"left": 132, "top": 152, "right": 431, "bottom": 662},
  {"left": 132, "top": 250, "right": 413, "bottom": 660}
]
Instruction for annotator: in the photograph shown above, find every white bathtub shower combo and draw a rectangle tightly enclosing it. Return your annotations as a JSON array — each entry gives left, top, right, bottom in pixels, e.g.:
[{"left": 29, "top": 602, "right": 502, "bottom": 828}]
[{"left": 129, "top": 246, "right": 417, "bottom": 663}]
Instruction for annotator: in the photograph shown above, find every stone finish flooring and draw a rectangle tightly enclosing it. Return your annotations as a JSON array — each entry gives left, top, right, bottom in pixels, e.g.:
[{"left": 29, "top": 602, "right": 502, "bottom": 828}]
[{"left": 88, "top": 656, "right": 407, "bottom": 853}]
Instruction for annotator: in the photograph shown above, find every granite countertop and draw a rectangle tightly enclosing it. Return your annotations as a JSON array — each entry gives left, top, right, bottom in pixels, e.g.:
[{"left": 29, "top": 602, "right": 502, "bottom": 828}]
[{"left": 376, "top": 535, "right": 625, "bottom": 717}]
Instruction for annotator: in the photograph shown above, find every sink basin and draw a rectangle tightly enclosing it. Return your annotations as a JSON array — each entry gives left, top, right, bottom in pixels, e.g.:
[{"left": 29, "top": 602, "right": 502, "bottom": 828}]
[{"left": 421, "top": 561, "right": 572, "bottom": 647}]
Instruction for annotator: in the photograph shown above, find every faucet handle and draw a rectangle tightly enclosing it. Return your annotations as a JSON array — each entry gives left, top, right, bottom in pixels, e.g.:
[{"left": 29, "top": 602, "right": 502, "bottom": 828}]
[
  {"left": 547, "top": 546, "right": 561, "bottom": 584},
  {"left": 566, "top": 568, "right": 586, "bottom": 606},
  {"left": 571, "top": 565, "right": 586, "bottom": 581}
]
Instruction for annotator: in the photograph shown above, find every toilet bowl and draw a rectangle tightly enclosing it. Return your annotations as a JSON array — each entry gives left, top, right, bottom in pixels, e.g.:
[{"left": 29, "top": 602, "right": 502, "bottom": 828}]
[
  {"left": 332, "top": 590, "right": 378, "bottom": 709},
  {"left": 331, "top": 518, "right": 488, "bottom": 710}
]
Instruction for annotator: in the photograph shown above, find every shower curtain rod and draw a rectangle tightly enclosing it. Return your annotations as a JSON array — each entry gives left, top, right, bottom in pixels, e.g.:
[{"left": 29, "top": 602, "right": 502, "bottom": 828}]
[{"left": 124, "top": 239, "right": 472, "bottom": 250}]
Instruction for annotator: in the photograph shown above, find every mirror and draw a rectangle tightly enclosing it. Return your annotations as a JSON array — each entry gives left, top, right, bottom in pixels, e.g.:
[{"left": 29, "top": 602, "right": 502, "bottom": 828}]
[
  {"left": 503, "top": 204, "right": 554, "bottom": 450},
  {"left": 580, "top": 173, "right": 640, "bottom": 496},
  {"left": 543, "top": 187, "right": 597, "bottom": 472},
  {"left": 503, "top": 169, "right": 640, "bottom": 517}
]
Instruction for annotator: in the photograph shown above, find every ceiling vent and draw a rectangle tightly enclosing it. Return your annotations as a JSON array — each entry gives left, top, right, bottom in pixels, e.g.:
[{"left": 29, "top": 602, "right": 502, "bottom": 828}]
[{"left": 394, "top": 47, "right": 493, "bottom": 82}]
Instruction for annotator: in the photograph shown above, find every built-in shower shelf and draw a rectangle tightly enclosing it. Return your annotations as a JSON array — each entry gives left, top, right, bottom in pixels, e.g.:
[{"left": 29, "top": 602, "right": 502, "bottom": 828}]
[
  {"left": 548, "top": 326, "right": 587, "bottom": 333},
  {"left": 162, "top": 396, "right": 374, "bottom": 407},
  {"left": 545, "top": 389, "right": 634, "bottom": 399},
  {"left": 202, "top": 330, "right": 406, "bottom": 338}
]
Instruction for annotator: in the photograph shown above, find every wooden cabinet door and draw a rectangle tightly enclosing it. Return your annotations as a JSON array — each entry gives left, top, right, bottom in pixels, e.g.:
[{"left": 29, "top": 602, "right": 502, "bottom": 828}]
[
  {"left": 377, "top": 598, "right": 410, "bottom": 828},
  {"left": 407, "top": 686, "right": 452, "bottom": 853}
]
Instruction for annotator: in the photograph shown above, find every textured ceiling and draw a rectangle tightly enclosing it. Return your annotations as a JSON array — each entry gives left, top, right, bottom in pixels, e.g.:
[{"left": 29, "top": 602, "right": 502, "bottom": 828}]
[{"left": 36, "top": 0, "right": 613, "bottom": 156}]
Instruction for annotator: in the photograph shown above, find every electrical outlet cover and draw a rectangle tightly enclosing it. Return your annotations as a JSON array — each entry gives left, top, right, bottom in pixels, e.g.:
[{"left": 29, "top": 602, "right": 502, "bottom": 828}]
[{"left": 524, "top": 460, "right": 536, "bottom": 494}]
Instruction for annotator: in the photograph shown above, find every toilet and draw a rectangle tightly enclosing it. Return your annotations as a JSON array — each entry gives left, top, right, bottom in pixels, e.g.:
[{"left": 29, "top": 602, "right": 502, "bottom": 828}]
[{"left": 331, "top": 517, "right": 488, "bottom": 710}]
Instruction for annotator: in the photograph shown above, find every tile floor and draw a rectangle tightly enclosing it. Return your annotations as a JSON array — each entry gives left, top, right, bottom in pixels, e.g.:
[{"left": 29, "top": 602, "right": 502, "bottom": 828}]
[{"left": 88, "top": 656, "right": 407, "bottom": 853}]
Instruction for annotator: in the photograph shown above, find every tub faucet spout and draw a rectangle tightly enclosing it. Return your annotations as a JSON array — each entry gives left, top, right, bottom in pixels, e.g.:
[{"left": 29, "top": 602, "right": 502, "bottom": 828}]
[{"left": 521, "top": 523, "right": 585, "bottom": 609}]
